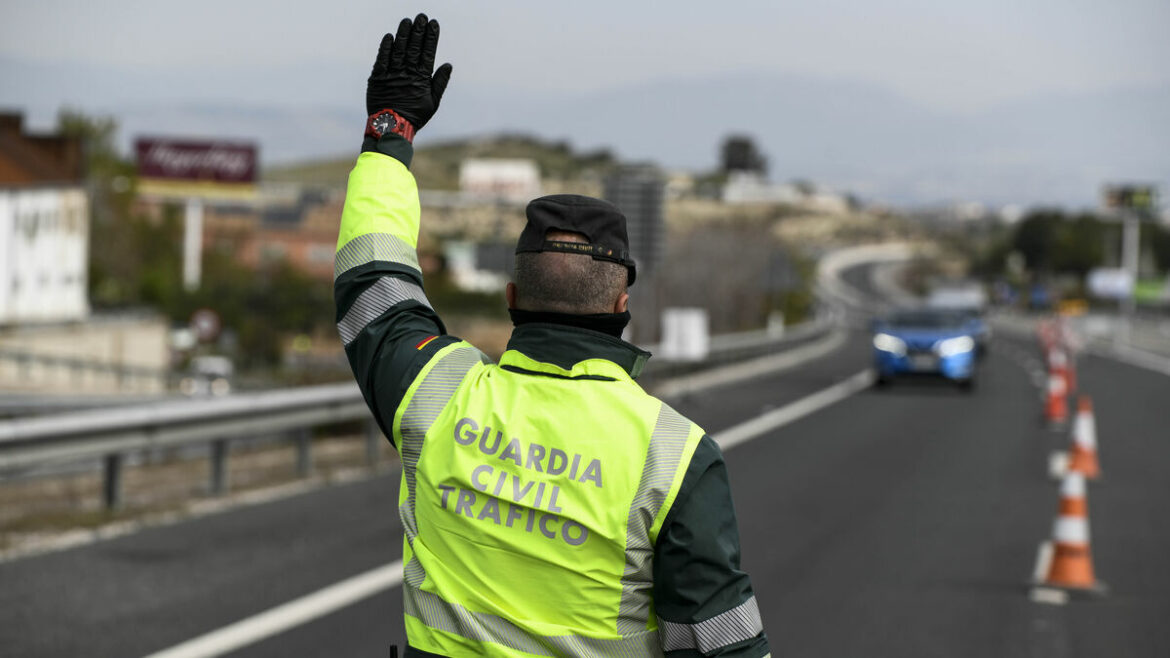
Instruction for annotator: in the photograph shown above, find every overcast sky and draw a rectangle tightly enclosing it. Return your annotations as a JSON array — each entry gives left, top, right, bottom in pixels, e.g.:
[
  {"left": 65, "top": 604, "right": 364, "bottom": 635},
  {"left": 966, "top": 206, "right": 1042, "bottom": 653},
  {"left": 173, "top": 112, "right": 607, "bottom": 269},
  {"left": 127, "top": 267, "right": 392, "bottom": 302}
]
[
  {"left": 2, "top": 1, "right": 1167, "bottom": 206},
  {"left": 4, "top": 0, "right": 1166, "bottom": 109}
]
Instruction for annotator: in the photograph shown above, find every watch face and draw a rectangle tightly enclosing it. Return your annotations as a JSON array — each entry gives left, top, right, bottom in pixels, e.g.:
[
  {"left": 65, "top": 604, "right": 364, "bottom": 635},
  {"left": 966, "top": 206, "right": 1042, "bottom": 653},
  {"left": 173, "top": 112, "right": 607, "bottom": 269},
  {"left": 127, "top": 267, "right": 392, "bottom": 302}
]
[{"left": 372, "top": 113, "right": 396, "bottom": 136}]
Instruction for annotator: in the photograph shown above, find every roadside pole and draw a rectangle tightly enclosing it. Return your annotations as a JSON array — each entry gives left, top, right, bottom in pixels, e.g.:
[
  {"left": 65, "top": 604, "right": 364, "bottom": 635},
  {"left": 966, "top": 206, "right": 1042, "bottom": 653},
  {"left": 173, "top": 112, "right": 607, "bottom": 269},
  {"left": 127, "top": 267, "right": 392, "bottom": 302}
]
[
  {"left": 184, "top": 197, "right": 205, "bottom": 292},
  {"left": 1116, "top": 212, "right": 1139, "bottom": 347}
]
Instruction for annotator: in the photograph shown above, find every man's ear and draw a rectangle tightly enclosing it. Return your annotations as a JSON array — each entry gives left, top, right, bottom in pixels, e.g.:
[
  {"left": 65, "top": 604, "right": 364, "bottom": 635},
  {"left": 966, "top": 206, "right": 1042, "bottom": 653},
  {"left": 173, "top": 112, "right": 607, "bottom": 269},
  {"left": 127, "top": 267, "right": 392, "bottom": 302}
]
[
  {"left": 614, "top": 292, "right": 629, "bottom": 314},
  {"left": 506, "top": 282, "right": 518, "bottom": 310}
]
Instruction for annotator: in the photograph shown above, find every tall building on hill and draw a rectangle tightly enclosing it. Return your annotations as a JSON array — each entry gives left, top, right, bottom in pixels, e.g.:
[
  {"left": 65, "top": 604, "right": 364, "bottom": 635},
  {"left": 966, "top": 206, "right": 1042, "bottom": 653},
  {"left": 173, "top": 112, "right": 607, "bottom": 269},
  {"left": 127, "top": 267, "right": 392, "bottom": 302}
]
[{"left": 603, "top": 166, "right": 665, "bottom": 278}]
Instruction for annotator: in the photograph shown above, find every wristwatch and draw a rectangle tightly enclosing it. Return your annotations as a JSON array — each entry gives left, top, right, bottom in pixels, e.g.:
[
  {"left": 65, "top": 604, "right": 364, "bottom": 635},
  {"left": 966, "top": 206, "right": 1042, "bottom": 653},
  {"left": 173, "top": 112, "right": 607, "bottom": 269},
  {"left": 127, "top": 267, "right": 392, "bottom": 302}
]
[{"left": 365, "top": 108, "right": 416, "bottom": 143}]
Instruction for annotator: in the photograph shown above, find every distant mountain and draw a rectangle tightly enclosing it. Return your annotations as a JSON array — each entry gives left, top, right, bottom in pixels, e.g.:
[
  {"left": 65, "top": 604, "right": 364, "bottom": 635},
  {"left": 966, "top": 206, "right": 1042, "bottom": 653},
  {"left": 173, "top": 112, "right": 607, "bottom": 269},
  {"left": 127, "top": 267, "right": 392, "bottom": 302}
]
[{"left": 3, "top": 55, "right": 1166, "bottom": 207}]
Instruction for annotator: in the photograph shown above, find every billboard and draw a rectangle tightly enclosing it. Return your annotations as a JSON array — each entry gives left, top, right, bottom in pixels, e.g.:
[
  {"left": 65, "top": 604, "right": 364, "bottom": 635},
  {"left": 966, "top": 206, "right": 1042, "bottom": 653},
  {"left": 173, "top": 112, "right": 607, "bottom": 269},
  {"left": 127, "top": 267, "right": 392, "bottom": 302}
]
[
  {"left": 1102, "top": 184, "right": 1158, "bottom": 218},
  {"left": 136, "top": 137, "right": 258, "bottom": 200}
]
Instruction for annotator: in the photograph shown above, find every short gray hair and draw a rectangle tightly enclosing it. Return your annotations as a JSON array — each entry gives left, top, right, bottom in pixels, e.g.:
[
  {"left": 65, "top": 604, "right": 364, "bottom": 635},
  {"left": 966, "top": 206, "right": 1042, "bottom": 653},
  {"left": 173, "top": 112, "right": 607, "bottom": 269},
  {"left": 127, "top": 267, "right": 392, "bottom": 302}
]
[{"left": 513, "top": 231, "right": 627, "bottom": 314}]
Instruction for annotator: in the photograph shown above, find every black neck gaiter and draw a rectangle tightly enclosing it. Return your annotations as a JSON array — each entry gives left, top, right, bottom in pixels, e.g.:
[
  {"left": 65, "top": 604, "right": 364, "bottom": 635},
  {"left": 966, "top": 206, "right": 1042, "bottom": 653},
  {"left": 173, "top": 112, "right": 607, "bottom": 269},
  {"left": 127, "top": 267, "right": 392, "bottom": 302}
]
[{"left": 509, "top": 309, "right": 631, "bottom": 339}]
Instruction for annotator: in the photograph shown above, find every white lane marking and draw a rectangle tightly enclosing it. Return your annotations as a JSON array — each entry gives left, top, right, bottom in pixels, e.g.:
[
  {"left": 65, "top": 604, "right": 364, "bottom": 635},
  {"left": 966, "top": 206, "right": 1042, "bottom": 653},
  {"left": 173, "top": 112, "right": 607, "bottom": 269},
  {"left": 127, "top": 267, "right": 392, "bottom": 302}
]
[
  {"left": 655, "top": 330, "right": 848, "bottom": 399},
  {"left": 714, "top": 369, "right": 875, "bottom": 451},
  {"left": 1030, "top": 587, "right": 1069, "bottom": 606},
  {"left": 1031, "top": 541, "right": 1054, "bottom": 583},
  {"left": 1048, "top": 451, "right": 1069, "bottom": 480},
  {"left": 143, "top": 561, "right": 404, "bottom": 658},
  {"left": 1029, "top": 541, "right": 1068, "bottom": 604}
]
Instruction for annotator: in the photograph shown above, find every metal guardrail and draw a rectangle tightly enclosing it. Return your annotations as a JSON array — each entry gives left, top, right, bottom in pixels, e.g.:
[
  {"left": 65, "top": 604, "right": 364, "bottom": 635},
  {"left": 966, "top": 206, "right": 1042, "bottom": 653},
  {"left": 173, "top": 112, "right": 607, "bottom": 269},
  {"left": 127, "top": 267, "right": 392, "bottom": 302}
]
[
  {"left": 0, "top": 315, "right": 836, "bottom": 510},
  {"left": 0, "top": 382, "right": 375, "bottom": 508}
]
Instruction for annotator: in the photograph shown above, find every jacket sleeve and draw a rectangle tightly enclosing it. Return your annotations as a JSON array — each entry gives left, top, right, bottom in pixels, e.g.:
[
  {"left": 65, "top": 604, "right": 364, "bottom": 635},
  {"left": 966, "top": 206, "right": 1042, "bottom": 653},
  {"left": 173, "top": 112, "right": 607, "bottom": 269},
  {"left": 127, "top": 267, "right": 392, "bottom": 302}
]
[
  {"left": 653, "top": 435, "right": 771, "bottom": 657},
  {"left": 334, "top": 136, "right": 466, "bottom": 447}
]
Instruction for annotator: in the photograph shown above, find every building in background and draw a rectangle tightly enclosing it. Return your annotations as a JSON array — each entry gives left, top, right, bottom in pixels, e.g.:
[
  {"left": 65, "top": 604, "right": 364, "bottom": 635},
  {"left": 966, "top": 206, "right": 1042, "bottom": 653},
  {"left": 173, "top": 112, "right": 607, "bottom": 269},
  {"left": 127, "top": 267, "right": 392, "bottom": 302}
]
[
  {"left": 604, "top": 165, "right": 665, "bottom": 277},
  {"left": 203, "top": 186, "right": 342, "bottom": 280},
  {"left": 0, "top": 113, "right": 168, "bottom": 394},
  {"left": 459, "top": 159, "right": 541, "bottom": 202},
  {"left": 0, "top": 112, "right": 89, "bottom": 325}
]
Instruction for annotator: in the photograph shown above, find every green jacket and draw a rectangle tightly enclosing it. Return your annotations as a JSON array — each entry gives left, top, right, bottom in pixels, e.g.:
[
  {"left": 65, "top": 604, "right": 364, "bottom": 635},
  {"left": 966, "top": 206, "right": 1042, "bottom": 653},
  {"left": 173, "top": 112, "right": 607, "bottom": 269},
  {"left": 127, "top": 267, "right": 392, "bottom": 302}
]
[{"left": 336, "top": 135, "right": 770, "bottom": 658}]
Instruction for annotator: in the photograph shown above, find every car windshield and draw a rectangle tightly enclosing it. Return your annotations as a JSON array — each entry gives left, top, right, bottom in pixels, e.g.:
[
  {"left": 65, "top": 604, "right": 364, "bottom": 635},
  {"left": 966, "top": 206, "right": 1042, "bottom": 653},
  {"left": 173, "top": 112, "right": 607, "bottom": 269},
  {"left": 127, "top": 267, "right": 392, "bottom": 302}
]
[{"left": 885, "top": 310, "right": 966, "bottom": 329}]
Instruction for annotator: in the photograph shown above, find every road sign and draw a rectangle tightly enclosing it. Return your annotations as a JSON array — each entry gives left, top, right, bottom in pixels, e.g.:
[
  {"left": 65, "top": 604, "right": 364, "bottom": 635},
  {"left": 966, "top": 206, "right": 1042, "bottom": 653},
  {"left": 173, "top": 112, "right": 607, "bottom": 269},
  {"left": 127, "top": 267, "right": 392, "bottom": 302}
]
[{"left": 191, "top": 308, "right": 222, "bottom": 343}]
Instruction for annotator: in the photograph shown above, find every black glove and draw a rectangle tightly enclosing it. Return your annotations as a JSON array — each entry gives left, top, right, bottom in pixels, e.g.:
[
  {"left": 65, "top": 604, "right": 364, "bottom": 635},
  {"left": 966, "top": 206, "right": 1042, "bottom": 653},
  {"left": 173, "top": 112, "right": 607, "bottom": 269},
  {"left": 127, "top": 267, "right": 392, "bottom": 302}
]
[{"left": 366, "top": 13, "right": 453, "bottom": 133}]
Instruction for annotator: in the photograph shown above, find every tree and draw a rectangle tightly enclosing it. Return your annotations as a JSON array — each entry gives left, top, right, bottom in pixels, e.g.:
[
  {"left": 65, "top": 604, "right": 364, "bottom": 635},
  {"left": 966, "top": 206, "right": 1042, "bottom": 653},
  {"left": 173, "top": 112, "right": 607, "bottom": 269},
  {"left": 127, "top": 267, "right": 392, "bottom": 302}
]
[
  {"left": 1011, "top": 210, "right": 1061, "bottom": 272},
  {"left": 1146, "top": 222, "right": 1170, "bottom": 273},
  {"left": 56, "top": 110, "right": 150, "bottom": 307},
  {"left": 1004, "top": 209, "right": 1110, "bottom": 278},
  {"left": 720, "top": 135, "right": 767, "bottom": 175}
]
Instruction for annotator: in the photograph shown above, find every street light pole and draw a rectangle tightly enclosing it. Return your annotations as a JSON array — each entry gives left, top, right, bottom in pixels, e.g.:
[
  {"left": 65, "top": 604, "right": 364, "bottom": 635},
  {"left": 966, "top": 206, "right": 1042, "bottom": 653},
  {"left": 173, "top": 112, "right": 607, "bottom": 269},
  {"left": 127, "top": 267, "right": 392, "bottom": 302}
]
[{"left": 1117, "top": 211, "right": 1140, "bottom": 346}]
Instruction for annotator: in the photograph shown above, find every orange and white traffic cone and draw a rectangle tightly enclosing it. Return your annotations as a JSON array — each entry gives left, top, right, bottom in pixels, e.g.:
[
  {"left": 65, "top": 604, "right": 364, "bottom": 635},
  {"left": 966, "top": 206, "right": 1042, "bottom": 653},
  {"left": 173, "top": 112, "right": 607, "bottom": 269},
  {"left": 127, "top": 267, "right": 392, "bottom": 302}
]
[
  {"left": 1047, "top": 348, "right": 1070, "bottom": 389},
  {"left": 1058, "top": 347, "right": 1078, "bottom": 395},
  {"left": 1034, "top": 472, "right": 1107, "bottom": 597},
  {"left": 1067, "top": 396, "right": 1101, "bottom": 480},
  {"left": 1044, "top": 371, "right": 1068, "bottom": 428},
  {"left": 1037, "top": 320, "right": 1056, "bottom": 354}
]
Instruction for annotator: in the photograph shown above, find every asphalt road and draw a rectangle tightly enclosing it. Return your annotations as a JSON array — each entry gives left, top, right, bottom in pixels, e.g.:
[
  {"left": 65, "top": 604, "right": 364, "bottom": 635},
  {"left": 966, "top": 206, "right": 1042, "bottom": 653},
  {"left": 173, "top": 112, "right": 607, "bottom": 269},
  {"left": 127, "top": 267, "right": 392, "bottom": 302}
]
[{"left": 2, "top": 264, "right": 1168, "bottom": 657}]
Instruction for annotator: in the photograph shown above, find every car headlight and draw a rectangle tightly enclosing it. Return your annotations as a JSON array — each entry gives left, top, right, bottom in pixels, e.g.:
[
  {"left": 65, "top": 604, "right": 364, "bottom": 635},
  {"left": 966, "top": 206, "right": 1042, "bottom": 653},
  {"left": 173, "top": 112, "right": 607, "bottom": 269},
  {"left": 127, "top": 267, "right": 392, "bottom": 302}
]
[
  {"left": 936, "top": 336, "right": 975, "bottom": 358},
  {"left": 873, "top": 333, "right": 907, "bottom": 356}
]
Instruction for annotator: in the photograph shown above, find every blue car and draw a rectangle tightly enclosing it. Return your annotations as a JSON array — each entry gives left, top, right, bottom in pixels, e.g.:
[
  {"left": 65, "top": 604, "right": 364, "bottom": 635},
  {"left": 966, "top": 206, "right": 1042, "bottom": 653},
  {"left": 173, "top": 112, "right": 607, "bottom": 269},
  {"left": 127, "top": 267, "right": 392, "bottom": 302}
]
[{"left": 872, "top": 309, "right": 978, "bottom": 390}]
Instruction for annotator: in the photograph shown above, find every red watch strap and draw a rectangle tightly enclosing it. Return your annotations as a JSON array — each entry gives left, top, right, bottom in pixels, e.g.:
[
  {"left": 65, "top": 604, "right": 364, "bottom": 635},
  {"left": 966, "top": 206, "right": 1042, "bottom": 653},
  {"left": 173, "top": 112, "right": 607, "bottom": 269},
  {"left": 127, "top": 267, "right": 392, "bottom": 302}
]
[{"left": 365, "top": 109, "right": 416, "bottom": 143}]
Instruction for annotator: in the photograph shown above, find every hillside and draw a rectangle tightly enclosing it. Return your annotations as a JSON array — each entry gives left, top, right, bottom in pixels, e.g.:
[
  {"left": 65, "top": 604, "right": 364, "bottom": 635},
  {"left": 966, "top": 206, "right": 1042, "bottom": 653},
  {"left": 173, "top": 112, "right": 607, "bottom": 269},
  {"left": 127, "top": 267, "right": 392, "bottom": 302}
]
[{"left": 263, "top": 134, "right": 619, "bottom": 190}]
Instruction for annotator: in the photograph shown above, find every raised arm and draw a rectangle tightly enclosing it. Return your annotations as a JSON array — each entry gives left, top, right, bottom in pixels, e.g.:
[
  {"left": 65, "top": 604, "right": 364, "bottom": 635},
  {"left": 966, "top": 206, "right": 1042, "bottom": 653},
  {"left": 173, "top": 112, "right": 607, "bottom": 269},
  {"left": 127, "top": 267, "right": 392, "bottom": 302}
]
[{"left": 334, "top": 13, "right": 460, "bottom": 445}]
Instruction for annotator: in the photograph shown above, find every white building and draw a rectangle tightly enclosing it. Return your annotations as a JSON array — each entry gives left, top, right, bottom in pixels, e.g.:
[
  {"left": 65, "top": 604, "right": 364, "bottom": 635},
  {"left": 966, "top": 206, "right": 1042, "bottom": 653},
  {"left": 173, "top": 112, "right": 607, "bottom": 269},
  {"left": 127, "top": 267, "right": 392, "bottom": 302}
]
[
  {"left": 459, "top": 158, "right": 541, "bottom": 203},
  {"left": 722, "top": 172, "right": 802, "bottom": 205},
  {"left": 0, "top": 186, "right": 89, "bottom": 324},
  {"left": 0, "top": 112, "right": 91, "bottom": 326}
]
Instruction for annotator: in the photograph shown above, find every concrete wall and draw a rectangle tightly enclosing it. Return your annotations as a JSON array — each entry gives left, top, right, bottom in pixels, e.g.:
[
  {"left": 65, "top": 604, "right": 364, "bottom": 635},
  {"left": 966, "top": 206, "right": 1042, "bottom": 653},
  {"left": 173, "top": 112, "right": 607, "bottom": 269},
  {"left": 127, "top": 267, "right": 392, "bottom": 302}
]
[{"left": 0, "top": 316, "right": 170, "bottom": 394}]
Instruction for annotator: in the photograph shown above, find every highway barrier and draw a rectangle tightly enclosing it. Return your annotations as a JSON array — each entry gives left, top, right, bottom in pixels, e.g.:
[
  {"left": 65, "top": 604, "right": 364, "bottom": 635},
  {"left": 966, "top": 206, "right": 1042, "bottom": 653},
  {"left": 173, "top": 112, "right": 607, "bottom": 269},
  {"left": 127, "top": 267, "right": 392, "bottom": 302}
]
[
  {"left": 0, "top": 383, "right": 377, "bottom": 509},
  {"left": 0, "top": 314, "right": 837, "bottom": 511}
]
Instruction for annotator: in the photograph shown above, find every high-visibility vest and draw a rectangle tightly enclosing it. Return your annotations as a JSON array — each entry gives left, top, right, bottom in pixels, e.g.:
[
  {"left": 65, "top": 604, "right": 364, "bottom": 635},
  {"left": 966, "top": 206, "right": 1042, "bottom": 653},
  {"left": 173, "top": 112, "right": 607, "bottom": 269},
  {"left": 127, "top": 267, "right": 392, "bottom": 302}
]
[{"left": 395, "top": 341, "right": 705, "bottom": 657}]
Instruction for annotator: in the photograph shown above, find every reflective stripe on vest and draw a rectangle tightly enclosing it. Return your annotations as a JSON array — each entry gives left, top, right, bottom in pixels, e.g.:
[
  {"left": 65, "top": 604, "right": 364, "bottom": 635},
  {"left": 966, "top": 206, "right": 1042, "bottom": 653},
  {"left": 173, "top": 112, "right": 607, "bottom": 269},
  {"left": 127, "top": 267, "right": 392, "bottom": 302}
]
[
  {"left": 617, "top": 403, "right": 693, "bottom": 634},
  {"left": 336, "top": 276, "right": 432, "bottom": 346},
  {"left": 397, "top": 344, "right": 485, "bottom": 588},
  {"left": 335, "top": 231, "right": 421, "bottom": 280},
  {"left": 405, "top": 585, "right": 660, "bottom": 657},
  {"left": 659, "top": 595, "right": 764, "bottom": 653}
]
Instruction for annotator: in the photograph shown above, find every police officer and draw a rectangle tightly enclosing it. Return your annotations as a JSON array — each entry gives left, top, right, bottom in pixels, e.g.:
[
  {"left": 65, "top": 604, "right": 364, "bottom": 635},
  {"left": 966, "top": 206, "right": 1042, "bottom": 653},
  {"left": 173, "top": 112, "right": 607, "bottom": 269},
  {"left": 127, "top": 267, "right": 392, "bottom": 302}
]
[{"left": 336, "top": 13, "right": 771, "bottom": 658}]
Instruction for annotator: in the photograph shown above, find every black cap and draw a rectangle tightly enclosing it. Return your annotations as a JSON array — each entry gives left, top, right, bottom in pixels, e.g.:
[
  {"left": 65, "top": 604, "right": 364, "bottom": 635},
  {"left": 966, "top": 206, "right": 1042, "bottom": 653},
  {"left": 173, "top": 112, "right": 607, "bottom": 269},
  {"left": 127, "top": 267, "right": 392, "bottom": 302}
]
[{"left": 516, "top": 194, "right": 637, "bottom": 285}]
